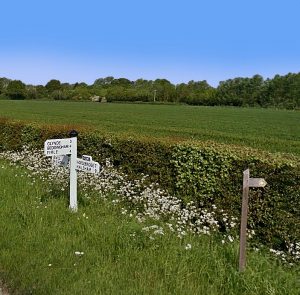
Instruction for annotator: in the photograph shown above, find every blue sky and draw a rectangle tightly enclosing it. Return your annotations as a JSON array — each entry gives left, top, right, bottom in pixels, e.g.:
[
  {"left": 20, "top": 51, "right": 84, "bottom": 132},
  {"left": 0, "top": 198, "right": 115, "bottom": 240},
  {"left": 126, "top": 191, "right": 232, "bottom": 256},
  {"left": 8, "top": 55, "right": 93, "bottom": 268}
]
[{"left": 1, "top": 0, "right": 300, "bottom": 86}]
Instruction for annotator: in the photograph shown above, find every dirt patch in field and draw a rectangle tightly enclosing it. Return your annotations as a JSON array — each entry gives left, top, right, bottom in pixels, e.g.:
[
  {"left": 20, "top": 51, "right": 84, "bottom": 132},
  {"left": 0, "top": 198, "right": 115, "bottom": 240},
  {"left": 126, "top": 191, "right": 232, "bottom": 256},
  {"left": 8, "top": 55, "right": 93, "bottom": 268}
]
[{"left": 0, "top": 281, "right": 9, "bottom": 295}]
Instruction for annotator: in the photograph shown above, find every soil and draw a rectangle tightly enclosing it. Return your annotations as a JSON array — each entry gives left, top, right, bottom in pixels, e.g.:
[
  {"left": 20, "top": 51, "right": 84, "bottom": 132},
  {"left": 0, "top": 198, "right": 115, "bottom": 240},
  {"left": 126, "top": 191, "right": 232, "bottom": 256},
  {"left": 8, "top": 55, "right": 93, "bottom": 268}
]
[{"left": 0, "top": 281, "right": 9, "bottom": 295}]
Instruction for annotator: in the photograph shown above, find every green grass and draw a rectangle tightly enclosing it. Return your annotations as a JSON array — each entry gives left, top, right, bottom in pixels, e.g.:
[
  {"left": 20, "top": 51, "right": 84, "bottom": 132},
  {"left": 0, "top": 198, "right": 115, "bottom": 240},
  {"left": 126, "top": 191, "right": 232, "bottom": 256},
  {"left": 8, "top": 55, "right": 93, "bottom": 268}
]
[
  {"left": 0, "top": 100, "right": 299, "bottom": 156},
  {"left": 0, "top": 160, "right": 299, "bottom": 294}
]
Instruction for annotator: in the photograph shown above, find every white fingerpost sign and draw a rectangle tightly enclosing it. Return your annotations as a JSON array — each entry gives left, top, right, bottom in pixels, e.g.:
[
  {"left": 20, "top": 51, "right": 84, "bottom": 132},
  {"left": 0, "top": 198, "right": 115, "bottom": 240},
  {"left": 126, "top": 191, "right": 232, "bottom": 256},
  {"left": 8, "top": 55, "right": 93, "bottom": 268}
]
[
  {"left": 44, "top": 130, "right": 78, "bottom": 212},
  {"left": 44, "top": 131, "right": 101, "bottom": 212},
  {"left": 76, "top": 155, "right": 100, "bottom": 174}
]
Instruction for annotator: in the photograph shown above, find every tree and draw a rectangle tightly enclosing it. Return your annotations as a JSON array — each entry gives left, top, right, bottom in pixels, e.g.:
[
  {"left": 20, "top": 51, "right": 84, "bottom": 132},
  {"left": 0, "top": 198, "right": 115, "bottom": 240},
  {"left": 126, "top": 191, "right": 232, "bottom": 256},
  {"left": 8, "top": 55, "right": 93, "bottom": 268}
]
[
  {"left": 74, "top": 82, "right": 88, "bottom": 88},
  {"left": 5, "top": 80, "right": 26, "bottom": 100},
  {"left": 106, "top": 86, "right": 126, "bottom": 101},
  {"left": 52, "top": 90, "right": 69, "bottom": 100},
  {"left": 45, "top": 79, "right": 61, "bottom": 93},
  {"left": 133, "top": 79, "right": 153, "bottom": 101},
  {"left": 176, "top": 83, "right": 190, "bottom": 103},
  {"left": 61, "top": 83, "right": 72, "bottom": 90},
  {"left": 153, "top": 79, "right": 176, "bottom": 102},
  {"left": 71, "top": 85, "right": 93, "bottom": 100},
  {"left": 265, "top": 73, "right": 300, "bottom": 108},
  {"left": 111, "top": 78, "right": 132, "bottom": 87},
  {"left": 216, "top": 75, "right": 265, "bottom": 106},
  {"left": 35, "top": 85, "right": 48, "bottom": 99},
  {"left": 0, "top": 77, "right": 10, "bottom": 95},
  {"left": 93, "top": 76, "right": 114, "bottom": 86},
  {"left": 186, "top": 80, "right": 215, "bottom": 105},
  {"left": 289, "top": 73, "right": 300, "bottom": 108},
  {"left": 26, "top": 85, "right": 38, "bottom": 99}
]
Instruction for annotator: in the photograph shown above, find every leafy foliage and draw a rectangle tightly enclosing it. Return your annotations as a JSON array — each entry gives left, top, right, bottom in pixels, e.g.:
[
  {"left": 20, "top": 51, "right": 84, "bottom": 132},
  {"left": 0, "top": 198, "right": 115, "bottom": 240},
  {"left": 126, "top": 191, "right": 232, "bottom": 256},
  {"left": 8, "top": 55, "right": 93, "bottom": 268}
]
[
  {"left": 2, "top": 72, "right": 300, "bottom": 108},
  {"left": 5, "top": 80, "right": 26, "bottom": 100},
  {"left": 171, "top": 145, "right": 233, "bottom": 204},
  {"left": 45, "top": 79, "right": 61, "bottom": 93},
  {"left": 171, "top": 143, "right": 300, "bottom": 251}
]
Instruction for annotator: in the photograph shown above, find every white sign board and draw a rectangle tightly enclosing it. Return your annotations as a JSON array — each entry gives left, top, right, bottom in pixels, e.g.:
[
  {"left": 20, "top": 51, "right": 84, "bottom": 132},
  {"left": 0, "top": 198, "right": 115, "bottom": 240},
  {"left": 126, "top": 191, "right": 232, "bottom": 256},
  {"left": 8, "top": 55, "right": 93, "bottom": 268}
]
[
  {"left": 52, "top": 155, "right": 70, "bottom": 167},
  {"left": 44, "top": 138, "right": 73, "bottom": 156},
  {"left": 76, "top": 156, "right": 100, "bottom": 174}
]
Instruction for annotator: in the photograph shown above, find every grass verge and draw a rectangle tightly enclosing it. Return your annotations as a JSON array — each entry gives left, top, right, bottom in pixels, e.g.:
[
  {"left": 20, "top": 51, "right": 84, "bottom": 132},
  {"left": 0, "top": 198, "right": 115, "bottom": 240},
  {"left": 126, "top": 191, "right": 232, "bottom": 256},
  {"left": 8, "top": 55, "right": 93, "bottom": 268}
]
[{"left": 0, "top": 160, "right": 299, "bottom": 294}]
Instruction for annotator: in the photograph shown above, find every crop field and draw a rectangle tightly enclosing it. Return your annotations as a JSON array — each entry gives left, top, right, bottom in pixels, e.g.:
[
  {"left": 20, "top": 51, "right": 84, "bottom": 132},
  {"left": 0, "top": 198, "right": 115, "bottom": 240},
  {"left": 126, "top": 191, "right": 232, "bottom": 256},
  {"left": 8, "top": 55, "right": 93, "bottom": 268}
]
[{"left": 0, "top": 100, "right": 299, "bottom": 156}]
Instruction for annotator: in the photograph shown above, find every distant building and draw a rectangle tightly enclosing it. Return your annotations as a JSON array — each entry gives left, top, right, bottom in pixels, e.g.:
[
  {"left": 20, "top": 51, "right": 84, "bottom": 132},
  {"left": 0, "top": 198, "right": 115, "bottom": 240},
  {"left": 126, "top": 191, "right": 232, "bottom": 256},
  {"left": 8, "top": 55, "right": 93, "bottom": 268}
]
[{"left": 90, "top": 95, "right": 100, "bottom": 102}]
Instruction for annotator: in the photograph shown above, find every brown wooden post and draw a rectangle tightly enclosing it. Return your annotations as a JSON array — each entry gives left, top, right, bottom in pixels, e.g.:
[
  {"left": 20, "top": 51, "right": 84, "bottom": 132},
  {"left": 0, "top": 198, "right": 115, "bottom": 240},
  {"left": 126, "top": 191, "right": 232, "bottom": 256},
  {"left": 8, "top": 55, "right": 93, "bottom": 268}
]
[
  {"left": 239, "top": 169, "right": 250, "bottom": 272},
  {"left": 238, "top": 169, "right": 267, "bottom": 272}
]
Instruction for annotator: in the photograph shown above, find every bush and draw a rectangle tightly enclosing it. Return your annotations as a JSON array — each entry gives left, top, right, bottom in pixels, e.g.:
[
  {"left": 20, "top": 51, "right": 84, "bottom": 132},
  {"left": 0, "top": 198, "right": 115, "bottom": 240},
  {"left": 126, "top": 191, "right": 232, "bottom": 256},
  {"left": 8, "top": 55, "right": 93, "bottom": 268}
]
[{"left": 171, "top": 143, "right": 300, "bottom": 249}]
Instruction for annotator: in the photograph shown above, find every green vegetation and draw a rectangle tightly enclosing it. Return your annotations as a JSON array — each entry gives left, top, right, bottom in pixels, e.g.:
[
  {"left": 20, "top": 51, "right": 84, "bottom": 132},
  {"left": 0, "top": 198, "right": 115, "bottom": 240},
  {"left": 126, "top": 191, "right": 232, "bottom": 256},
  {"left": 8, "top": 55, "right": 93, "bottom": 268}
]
[
  {"left": 0, "top": 81, "right": 299, "bottom": 293},
  {"left": 0, "top": 73, "right": 300, "bottom": 109},
  {"left": 0, "top": 160, "right": 299, "bottom": 294},
  {"left": 0, "top": 118, "right": 299, "bottom": 255},
  {"left": 1, "top": 72, "right": 300, "bottom": 108},
  {"left": 0, "top": 100, "right": 299, "bottom": 155},
  {"left": 171, "top": 144, "right": 300, "bottom": 252}
]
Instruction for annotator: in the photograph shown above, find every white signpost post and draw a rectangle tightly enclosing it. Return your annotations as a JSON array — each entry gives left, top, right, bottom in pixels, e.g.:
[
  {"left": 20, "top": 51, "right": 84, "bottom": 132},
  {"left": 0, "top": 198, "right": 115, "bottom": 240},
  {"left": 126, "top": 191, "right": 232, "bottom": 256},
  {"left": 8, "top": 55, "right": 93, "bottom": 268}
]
[
  {"left": 69, "top": 132, "right": 78, "bottom": 211},
  {"left": 44, "top": 130, "right": 100, "bottom": 212}
]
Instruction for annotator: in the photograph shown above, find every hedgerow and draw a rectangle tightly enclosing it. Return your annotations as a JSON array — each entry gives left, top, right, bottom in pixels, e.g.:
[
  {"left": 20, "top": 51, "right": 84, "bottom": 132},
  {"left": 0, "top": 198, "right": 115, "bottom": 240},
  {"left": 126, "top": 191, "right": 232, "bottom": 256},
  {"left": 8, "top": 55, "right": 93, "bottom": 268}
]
[{"left": 0, "top": 118, "right": 299, "bottom": 254}]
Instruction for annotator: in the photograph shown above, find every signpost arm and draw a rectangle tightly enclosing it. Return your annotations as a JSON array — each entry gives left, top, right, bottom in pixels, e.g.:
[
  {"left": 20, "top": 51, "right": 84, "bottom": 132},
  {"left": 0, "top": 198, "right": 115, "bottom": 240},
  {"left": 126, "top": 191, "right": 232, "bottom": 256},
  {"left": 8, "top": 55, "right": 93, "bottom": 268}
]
[
  {"left": 239, "top": 169, "right": 250, "bottom": 272},
  {"left": 69, "top": 131, "right": 78, "bottom": 212}
]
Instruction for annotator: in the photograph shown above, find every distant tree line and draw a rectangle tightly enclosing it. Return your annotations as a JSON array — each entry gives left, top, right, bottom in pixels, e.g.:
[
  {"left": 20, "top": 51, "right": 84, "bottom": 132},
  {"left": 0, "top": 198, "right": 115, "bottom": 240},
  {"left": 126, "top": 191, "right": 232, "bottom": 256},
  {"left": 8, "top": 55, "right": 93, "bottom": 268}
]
[{"left": 1, "top": 73, "right": 300, "bottom": 109}]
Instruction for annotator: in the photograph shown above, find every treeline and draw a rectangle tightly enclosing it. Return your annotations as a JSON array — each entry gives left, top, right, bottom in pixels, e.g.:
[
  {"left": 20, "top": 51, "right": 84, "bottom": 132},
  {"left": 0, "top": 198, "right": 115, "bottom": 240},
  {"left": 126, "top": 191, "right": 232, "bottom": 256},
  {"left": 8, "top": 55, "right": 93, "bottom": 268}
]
[{"left": 1, "top": 72, "right": 300, "bottom": 109}]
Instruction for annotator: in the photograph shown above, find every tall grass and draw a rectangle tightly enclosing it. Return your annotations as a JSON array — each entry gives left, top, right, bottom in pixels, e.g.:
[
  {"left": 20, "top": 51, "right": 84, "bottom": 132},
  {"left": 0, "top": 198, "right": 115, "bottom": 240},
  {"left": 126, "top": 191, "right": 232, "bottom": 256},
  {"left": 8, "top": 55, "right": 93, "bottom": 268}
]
[{"left": 0, "top": 160, "right": 299, "bottom": 294}]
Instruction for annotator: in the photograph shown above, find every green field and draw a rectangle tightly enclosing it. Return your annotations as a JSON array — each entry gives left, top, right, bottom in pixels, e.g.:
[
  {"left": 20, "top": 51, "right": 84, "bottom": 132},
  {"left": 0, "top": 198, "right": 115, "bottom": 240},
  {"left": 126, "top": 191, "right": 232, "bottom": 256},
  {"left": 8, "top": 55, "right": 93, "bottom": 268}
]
[{"left": 0, "top": 100, "right": 299, "bottom": 155}]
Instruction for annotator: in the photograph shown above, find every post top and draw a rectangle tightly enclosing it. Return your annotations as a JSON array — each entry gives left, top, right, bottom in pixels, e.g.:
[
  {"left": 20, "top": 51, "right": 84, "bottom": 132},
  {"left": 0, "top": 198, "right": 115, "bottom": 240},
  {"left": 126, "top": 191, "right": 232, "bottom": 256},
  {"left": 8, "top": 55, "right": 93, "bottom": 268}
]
[{"left": 69, "top": 130, "right": 78, "bottom": 137}]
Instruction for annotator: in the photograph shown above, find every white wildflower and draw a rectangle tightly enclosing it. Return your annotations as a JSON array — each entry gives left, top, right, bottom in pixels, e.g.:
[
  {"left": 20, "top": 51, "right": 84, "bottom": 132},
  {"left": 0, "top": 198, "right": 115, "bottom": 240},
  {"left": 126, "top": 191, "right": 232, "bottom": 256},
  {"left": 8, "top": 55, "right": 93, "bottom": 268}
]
[{"left": 185, "top": 243, "right": 192, "bottom": 250}]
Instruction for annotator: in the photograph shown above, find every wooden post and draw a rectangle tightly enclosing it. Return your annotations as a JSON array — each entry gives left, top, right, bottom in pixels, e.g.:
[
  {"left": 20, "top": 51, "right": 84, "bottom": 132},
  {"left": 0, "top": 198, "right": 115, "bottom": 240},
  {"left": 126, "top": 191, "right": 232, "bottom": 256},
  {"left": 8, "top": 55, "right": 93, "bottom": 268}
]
[
  {"left": 239, "top": 169, "right": 250, "bottom": 272},
  {"left": 239, "top": 169, "right": 267, "bottom": 272}
]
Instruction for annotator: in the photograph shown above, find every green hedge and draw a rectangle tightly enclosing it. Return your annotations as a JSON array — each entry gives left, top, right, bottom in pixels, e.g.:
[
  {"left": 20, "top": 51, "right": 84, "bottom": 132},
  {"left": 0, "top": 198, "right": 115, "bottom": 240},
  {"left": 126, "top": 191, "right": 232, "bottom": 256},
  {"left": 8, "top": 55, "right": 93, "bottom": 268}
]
[
  {"left": 0, "top": 119, "right": 299, "bottom": 253},
  {"left": 171, "top": 144, "right": 300, "bottom": 250}
]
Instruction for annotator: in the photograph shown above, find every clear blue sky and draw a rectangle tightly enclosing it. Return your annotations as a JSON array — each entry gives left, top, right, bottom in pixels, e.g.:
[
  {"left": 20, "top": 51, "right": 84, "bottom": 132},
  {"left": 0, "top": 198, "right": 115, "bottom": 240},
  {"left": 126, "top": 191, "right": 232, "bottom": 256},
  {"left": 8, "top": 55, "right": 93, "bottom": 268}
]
[{"left": 1, "top": 0, "right": 300, "bottom": 86}]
